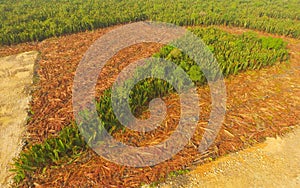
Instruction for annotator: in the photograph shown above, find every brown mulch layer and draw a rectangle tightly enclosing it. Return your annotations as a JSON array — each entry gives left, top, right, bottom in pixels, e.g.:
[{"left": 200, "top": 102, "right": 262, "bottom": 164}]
[
  {"left": 1, "top": 26, "right": 299, "bottom": 187},
  {"left": 0, "top": 42, "right": 39, "bottom": 58}
]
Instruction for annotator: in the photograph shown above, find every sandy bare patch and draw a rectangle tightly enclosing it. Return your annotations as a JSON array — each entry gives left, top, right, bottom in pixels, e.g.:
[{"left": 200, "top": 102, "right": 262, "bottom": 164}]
[
  {"left": 159, "top": 126, "right": 300, "bottom": 188},
  {"left": 0, "top": 51, "right": 38, "bottom": 187}
]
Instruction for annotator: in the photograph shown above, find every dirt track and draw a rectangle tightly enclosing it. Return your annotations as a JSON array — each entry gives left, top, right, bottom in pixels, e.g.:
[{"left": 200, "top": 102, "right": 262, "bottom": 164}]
[
  {"left": 159, "top": 127, "right": 300, "bottom": 188},
  {"left": 0, "top": 51, "right": 38, "bottom": 187}
]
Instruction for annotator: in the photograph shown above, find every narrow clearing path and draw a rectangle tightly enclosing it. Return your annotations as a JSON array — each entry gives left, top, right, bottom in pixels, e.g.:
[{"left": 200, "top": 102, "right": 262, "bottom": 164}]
[{"left": 0, "top": 51, "right": 38, "bottom": 187}]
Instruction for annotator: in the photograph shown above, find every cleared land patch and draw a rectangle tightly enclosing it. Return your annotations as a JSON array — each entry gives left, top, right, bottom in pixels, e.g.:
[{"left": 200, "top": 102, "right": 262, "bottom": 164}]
[{"left": 0, "top": 51, "right": 38, "bottom": 187}]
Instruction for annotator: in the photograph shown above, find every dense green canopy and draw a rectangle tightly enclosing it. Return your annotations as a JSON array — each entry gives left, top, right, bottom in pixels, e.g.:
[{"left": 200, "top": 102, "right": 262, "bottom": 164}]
[{"left": 1, "top": 0, "right": 300, "bottom": 45}]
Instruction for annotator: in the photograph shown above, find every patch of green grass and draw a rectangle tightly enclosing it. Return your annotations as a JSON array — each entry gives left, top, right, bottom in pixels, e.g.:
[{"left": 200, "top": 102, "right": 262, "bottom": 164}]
[
  {"left": 168, "top": 169, "right": 190, "bottom": 177},
  {"left": 11, "top": 124, "right": 86, "bottom": 184},
  {"left": 140, "top": 169, "right": 190, "bottom": 187}
]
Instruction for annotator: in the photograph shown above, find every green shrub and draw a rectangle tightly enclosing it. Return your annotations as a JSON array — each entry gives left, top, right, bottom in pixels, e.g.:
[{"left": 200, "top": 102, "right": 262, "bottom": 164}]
[{"left": 11, "top": 125, "right": 86, "bottom": 183}]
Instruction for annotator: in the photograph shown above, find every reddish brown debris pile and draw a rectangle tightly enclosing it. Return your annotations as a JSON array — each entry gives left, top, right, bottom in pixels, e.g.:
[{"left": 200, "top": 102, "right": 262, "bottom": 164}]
[{"left": 0, "top": 26, "right": 299, "bottom": 187}]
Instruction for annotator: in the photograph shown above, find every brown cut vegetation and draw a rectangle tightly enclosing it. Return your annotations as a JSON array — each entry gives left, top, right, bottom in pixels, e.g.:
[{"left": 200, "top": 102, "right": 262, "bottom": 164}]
[{"left": 0, "top": 25, "right": 299, "bottom": 187}]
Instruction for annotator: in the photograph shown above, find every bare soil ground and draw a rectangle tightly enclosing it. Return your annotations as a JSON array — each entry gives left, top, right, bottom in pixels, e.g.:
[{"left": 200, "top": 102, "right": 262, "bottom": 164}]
[
  {"left": 159, "top": 127, "right": 300, "bottom": 188},
  {"left": 0, "top": 51, "right": 38, "bottom": 187},
  {"left": 0, "top": 25, "right": 299, "bottom": 187}
]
